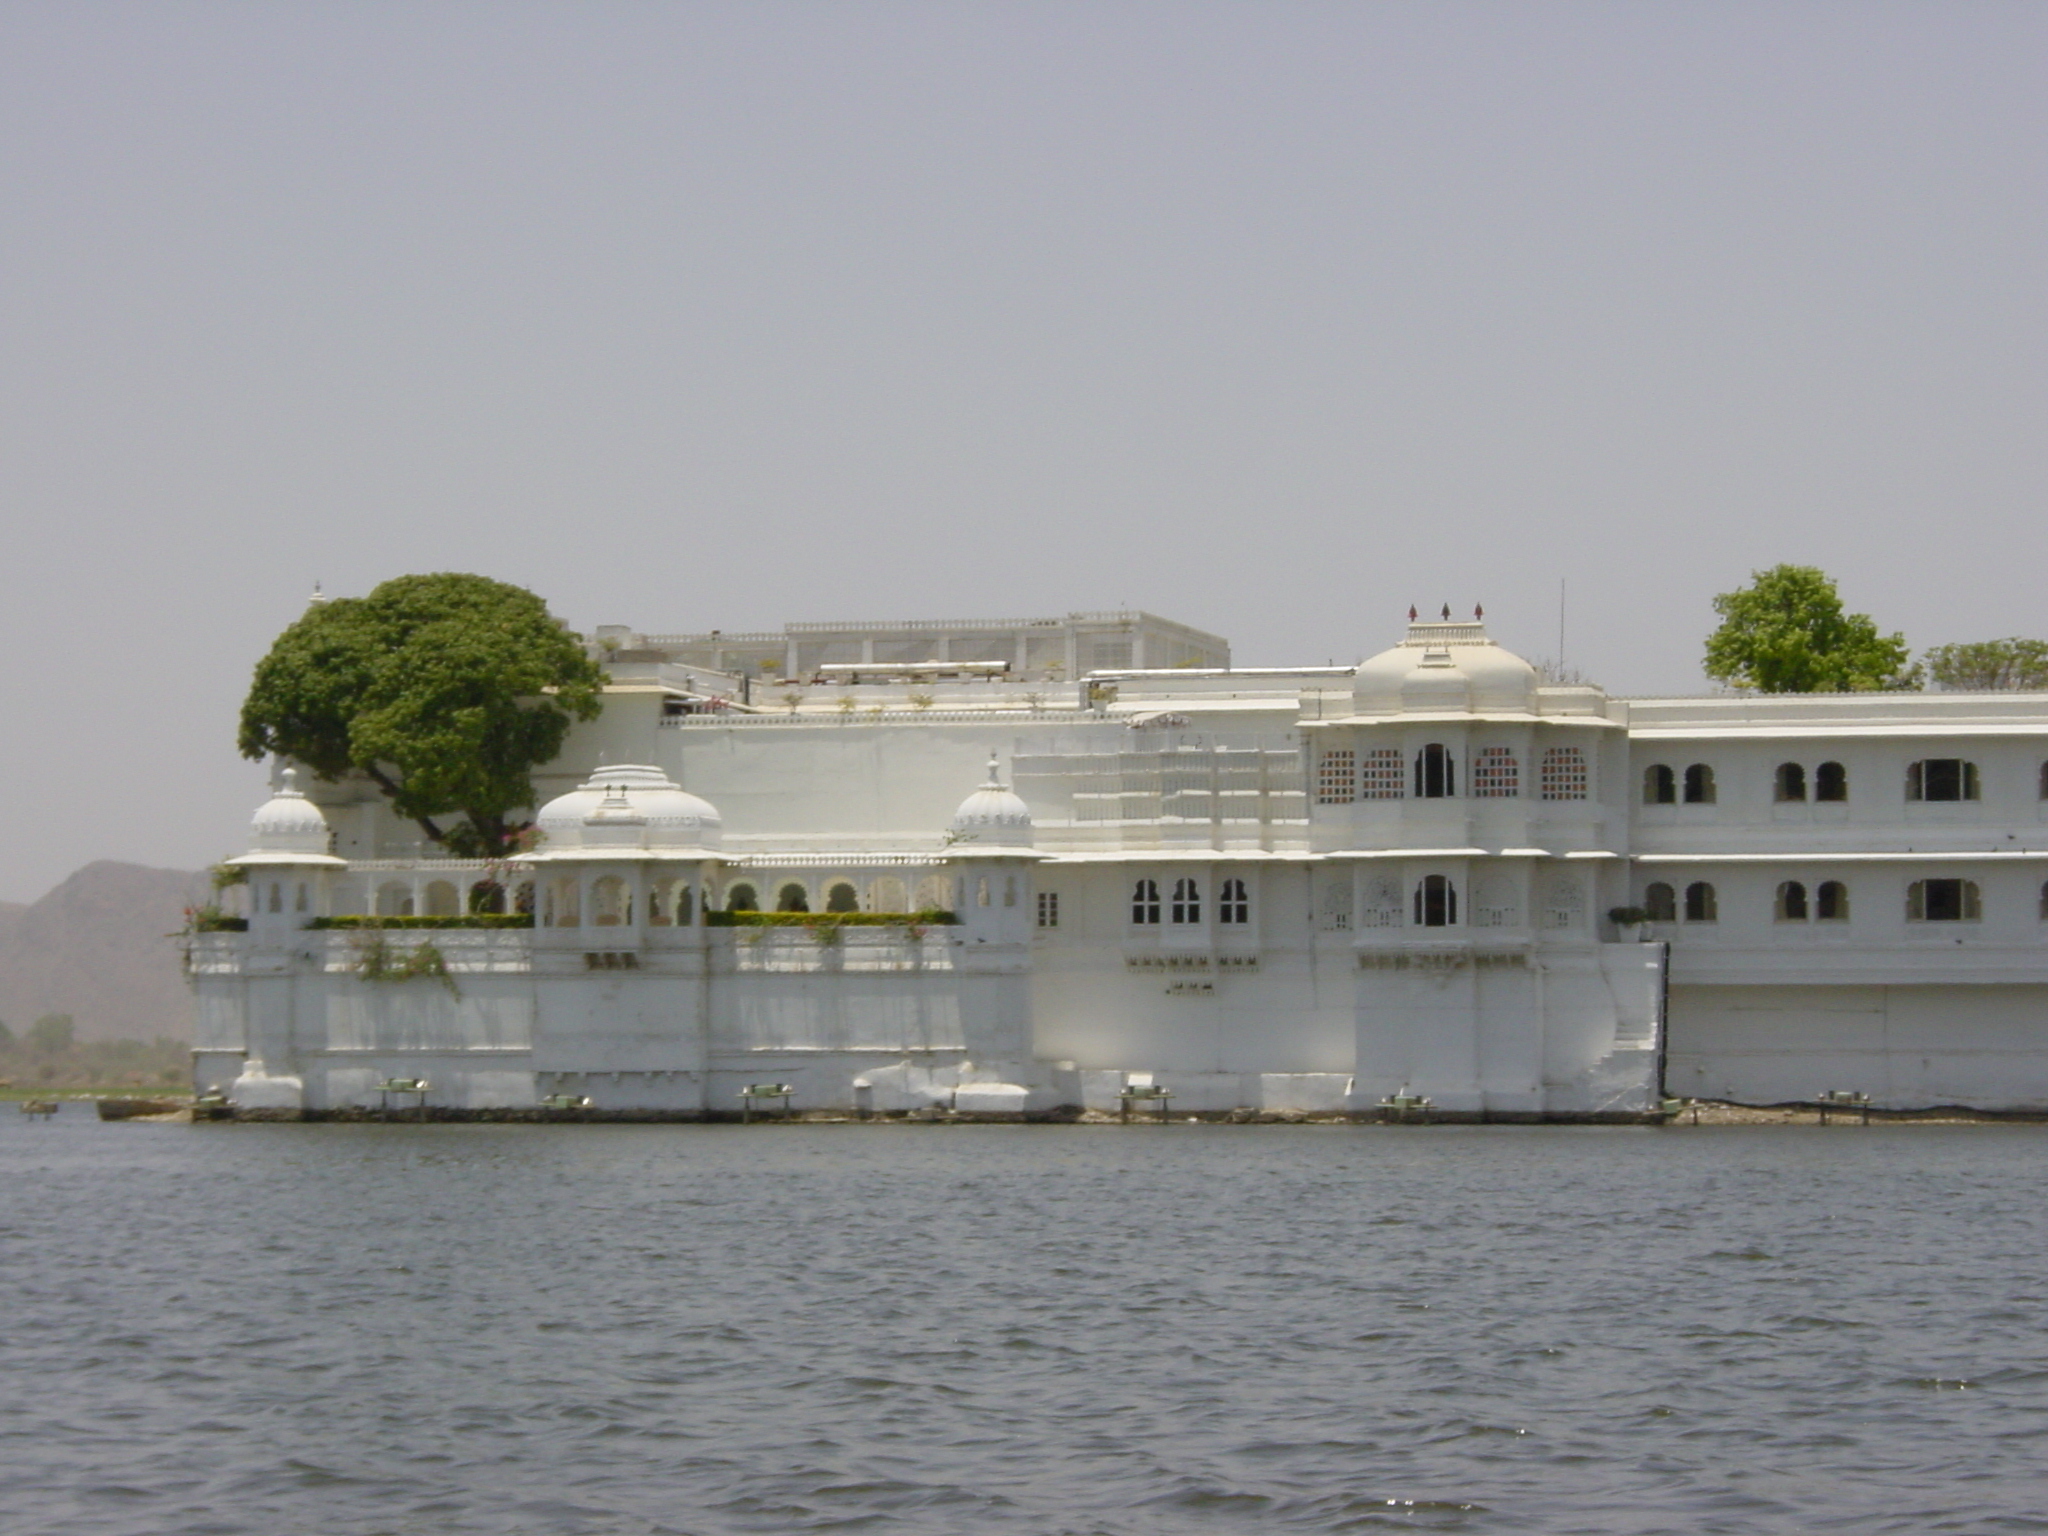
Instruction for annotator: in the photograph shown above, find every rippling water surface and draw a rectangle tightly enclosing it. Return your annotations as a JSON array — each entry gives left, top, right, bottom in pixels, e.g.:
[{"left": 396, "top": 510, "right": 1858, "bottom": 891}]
[{"left": 5, "top": 1113, "right": 2048, "bottom": 1534}]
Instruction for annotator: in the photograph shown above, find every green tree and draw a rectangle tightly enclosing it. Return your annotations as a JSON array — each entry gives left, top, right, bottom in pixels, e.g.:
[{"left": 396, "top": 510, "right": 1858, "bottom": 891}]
[
  {"left": 1919, "top": 638, "right": 2048, "bottom": 692},
  {"left": 1703, "top": 565, "right": 1909, "bottom": 693},
  {"left": 28, "top": 1014, "right": 75, "bottom": 1053},
  {"left": 238, "top": 574, "right": 605, "bottom": 856}
]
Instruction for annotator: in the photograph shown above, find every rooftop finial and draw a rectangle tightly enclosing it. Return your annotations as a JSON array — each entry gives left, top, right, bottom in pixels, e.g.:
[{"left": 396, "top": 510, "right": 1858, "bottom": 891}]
[
  {"left": 1474, "top": 602, "right": 1484, "bottom": 620},
  {"left": 985, "top": 750, "right": 1002, "bottom": 786},
  {"left": 1441, "top": 603, "right": 1451, "bottom": 621},
  {"left": 308, "top": 581, "right": 327, "bottom": 607},
  {"left": 1408, "top": 605, "right": 1418, "bottom": 622}
]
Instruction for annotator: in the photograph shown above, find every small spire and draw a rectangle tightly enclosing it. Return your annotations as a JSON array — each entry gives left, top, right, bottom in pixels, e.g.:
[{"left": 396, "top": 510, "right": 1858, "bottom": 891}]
[
  {"left": 308, "top": 581, "right": 327, "bottom": 607},
  {"left": 1408, "top": 605, "right": 1418, "bottom": 622},
  {"left": 1474, "top": 602, "right": 1484, "bottom": 620},
  {"left": 1440, "top": 603, "right": 1451, "bottom": 621},
  {"left": 984, "top": 751, "right": 1002, "bottom": 786}
]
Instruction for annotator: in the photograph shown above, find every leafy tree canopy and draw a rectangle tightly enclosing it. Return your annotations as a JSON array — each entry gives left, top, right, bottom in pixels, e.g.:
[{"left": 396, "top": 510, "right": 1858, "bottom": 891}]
[
  {"left": 1703, "top": 565, "right": 1909, "bottom": 693},
  {"left": 28, "top": 1014, "right": 75, "bottom": 1053},
  {"left": 238, "top": 573, "right": 605, "bottom": 856},
  {"left": 1918, "top": 638, "right": 2048, "bottom": 692}
]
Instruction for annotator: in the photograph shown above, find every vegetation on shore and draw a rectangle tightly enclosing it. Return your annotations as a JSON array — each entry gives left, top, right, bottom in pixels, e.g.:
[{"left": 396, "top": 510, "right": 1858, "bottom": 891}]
[{"left": 0, "top": 1015, "right": 186, "bottom": 1093}]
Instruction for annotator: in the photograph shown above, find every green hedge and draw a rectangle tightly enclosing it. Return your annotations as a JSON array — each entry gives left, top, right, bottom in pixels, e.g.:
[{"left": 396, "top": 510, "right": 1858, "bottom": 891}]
[
  {"left": 193, "top": 914, "right": 248, "bottom": 933},
  {"left": 308, "top": 914, "right": 535, "bottom": 930},
  {"left": 705, "top": 909, "right": 957, "bottom": 928}
]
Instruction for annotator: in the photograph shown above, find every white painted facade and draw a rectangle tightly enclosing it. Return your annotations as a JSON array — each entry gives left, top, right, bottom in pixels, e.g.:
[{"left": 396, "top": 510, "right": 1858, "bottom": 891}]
[{"left": 191, "top": 615, "right": 2048, "bottom": 1116}]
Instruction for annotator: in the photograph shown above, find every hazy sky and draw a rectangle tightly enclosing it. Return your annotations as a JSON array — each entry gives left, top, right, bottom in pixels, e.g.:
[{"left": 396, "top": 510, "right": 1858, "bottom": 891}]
[{"left": 2, "top": 2, "right": 2043, "bottom": 902}]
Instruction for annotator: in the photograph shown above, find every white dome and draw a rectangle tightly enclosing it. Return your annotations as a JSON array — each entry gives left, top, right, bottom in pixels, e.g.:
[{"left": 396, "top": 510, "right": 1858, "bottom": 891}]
[
  {"left": 1353, "top": 619, "right": 1539, "bottom": 715},
  {"left": 533, "top": 764, "right": 722, "bottom": 854},
  {"left": 248, "top": 768, "right": 333, "bottom": 855},
  {"left": 950, "top": 756, "right": 1033, "bottom": 849}
]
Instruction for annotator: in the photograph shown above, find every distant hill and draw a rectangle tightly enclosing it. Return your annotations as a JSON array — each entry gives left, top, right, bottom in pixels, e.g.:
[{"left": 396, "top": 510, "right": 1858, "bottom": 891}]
[{"left": 0, "top": 862, "right": 204, "bottom": 1042}]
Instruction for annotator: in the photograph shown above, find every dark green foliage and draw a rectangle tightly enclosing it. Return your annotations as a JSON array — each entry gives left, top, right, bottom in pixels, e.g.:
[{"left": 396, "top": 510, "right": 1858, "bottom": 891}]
[
  {"left": 1919, "top": 638, "right": 2048, "bottom": 691},
  {"left": 1703, "top": 566, "right": 1910, "bottom": 693},
  {"left": 237, "top": 574, "right": 604, "bottom": 856}
]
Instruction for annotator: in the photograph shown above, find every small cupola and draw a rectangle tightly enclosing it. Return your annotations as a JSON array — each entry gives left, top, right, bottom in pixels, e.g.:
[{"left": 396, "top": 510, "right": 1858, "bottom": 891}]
[
  {"left": 949, "top": 754, "right": 1034, "bottom": 849},
  {"left": 245, "top": 767, "right": 335, "bottom": 856}
]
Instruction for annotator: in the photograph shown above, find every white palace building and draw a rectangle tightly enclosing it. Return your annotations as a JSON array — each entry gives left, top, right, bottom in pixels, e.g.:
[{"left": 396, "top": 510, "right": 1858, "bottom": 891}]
[{"left": 192, "top": 608, "right": 2048, "bottom": 1118}]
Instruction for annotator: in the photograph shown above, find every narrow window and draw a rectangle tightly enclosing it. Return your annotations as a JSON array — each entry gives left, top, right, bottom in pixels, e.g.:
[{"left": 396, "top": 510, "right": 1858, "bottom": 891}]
[
  {"left": 1775, "top": 763, "right": 1807, "bottom": 802},
  {"left": 267, "top": 882, "right": 282, "bottom": 914},
  {"left": 1684, "top": 882, "right": 1718, "bottom": 922},
  {"left": 1775, "top": 881, "right": 1808, "bottom": 921},
  {"left": 725, "top": 882, "right": 758, "bottom": 913},
  {"left": 775, "top": 882, "right": 809, "bottom": 913},
  {"left": 1037, "top": 891, "right": 1060, "bottom": 928},
  {"left": 1816, "top": 881, "right": 1848, "bottom": 921},
  {"left": 1473, "top": 747, "right": 1518, "bottom": 798},
  {"left": 1316, "top": 750, "right": 1357, "bottom": 804},
  {"left": 1643, "top": 882, "right": 1677, "bottom": 922},
  {"left": 1360, "top": 748, "right": 1405, "bottom": 799},
  {"left": 1415, "top": 743, "right": 1455, "bottom": 799},
  {"left": 2040, "top": 763, "right": 2048, "bottom": 801},
  {"left": 294, "top": 882, "right": 308, "bottom": 913},
  {"left": 1908, "top": 878, "right": 1980, "bottom": 922},
  {"left": 1413, "top": 874, "right": 1458, "bottom": 927},
  {"left": 1816, "top": 761, "right": 1848, "bottom": 802},
  {"left": 1004, "top": 875, "right": 1017, "bottom": 908},
  {"left": 675, "top": 884, "right": 694, "bottom": 926},
  {"left": 1908, "top": 759, "right": 1979, "bottom": 802},
  {"left": 1170, "top": 878, "right": 1202, "bottom": 924},
  {"left": 1540, "top": 747, "right": 1588, "bottom": 801},
  {"left": 2039, "top": 881, "right": 2048, "bottom": 921},
  {"left": 1218, "top": 878, "right": 1250, "bottom": 925},
  {"left": 826, "top": 881, "right": 860, "bottom": 913},
  {"left": 1131, "top": 879, "right": 1160, "bottom": 925},
  {"left": 1683, "top": 764, "right": 1716, "bottom": 804},
  {"left": 1644, "top": 765, "right": 1676, "bottom": 805}
]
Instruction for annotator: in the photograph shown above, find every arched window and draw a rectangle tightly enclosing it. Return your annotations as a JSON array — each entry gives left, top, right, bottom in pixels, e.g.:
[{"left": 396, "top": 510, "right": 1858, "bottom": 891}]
[
  {"left": 1684, "top": 882, "right": 1717, "bottom": 922},
  {"left": 266, "top": 881, "right": 283, "bottom": 914},
  {"left": 914, "top": 876, "right": 951, "bottom": 913},
  {"left": 469, "top": 879, "right": 505, "bottom": 915},
  {"left": 1907, "top": 878, "right": 1980, "bottom": 921},
  {"left": 512, "top": 881, "right": 535, "bottom": 916},
  {"left": 1816, "top": 761, "right": 1848, "bottom": 802},
  {"left": 423, "top": 880, "right": 459, "bottom": 917},
  {"left": 294, "top": 882, "right": 308, "bottom": 913},
  {"left": 1415, "top": 743, "right": 1455, "bottom": 798},
  {"left": 1004, "top": 875, "right": 1018, "bottom": 908},
  {"left": 544, "top": 876, "right": 579, "bottom": 928},
  {"left": 1473, "top": 747, "right": 1518, "bottom": 797},
  {"left": 1775, "top": 881, "right": 1808, "bottom": 921},
  {"left": 870, "top": 876, "right": 909, "bottom": 913},
  {"left": 377, "top": 881, "right": 412, "bottom": 917},
  {"left": 1540, "top": 747, "right": 1588, "bottom": 801},
  {"left": 1907, "top": 759, "right": 1979, "bottom": 802},
  {"left": 976, "top": 877, "right": 991, "bottom": 908},
  {"left": 1170, "top": 878, "right": 1201, "bottom": 924},
  {"left": 1643, "top": 882, "right": 1677, "bottom": 922},
  {"left": 647, "top": 885, "right": 669, "bottom": 926},
  {"left": 725, "top": 882, "right": 759, "bottom": 913},
  {"left": 1360, "top": 748, "right": 1405, "bottom": 799},
  {"left": 1775, "top": 763, "right": 1807, "bottom": 802},
  {"left": 775, "top": 882, "right": 810, "bottom": 913},
  {"left": 1219, "top": 878, "right": 1250, "bottom": 925},
  {"left": 1683, "top": 764, "right": 1716, "bottom": 804},
  {"left": 1816, "top": 881, "right": 1848, "bottom": 921},
  {"left": 825, "top": 881, "right": 860, "bottom": 913},
  {"left": 1643, "top": 764, "right": 1676, "bottom": 805},
  {"left": 591, "top": 876, "right": 631, "bottom": 927},
  {"left": 1413, "top": 874, "right": 1458, "bottom": 927},
  {"left": 1132, "top": 879, "right": 1161, "bottom": 925}
]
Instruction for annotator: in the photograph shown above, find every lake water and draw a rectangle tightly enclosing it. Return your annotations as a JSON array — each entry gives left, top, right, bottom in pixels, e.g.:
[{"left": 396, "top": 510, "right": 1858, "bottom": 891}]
[{"left": 4, "top": 1112, "right": 2046, "bottom": 1535}]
